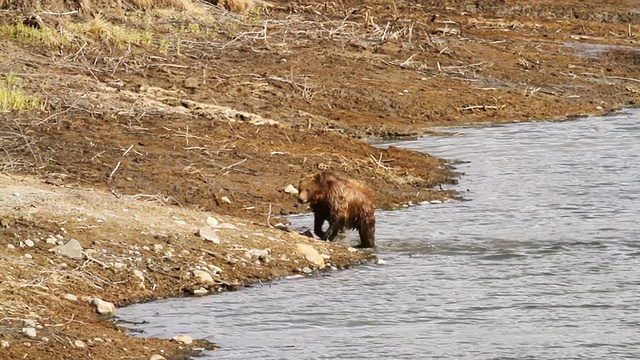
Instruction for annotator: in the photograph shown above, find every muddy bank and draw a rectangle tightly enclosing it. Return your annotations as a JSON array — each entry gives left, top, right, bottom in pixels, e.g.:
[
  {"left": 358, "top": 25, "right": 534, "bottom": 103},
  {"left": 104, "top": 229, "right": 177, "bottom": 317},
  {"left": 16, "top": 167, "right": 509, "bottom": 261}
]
[
  {"left": 0, "top": 173, "right": 374, "bottom": 359},
  {"left": 0, "top": 0, "right": 639, "bottom": 358}
]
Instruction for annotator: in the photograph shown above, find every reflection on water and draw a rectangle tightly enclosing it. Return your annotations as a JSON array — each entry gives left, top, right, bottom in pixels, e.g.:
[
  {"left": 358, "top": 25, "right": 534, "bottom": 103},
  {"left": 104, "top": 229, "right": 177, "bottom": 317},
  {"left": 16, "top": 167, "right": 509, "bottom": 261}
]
[{"left": 119, "top": 110, "right": 640, "bottom": 359}]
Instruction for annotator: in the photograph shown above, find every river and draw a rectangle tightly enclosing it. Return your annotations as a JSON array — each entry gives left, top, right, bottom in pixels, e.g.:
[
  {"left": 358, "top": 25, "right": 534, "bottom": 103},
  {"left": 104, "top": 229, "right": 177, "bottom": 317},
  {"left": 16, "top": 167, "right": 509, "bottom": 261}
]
[{"left": 119, "top": 110, "right": 640, "bottom": 359}]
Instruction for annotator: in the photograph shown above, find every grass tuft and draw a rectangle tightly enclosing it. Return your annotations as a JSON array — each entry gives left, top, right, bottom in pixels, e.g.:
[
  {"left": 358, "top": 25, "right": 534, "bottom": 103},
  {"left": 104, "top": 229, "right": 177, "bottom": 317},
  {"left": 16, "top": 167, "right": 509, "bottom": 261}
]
[{"left": 0, "top": 22, "right": 64, "bottom": 46}]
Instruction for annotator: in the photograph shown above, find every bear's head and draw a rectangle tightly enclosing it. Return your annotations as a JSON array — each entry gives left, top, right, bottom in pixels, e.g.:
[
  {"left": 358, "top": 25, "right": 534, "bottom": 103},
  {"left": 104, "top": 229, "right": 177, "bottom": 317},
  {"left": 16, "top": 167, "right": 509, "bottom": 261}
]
[
  {"left": 297, "top": 172, "right": 336, "bottom": 204},
  {"left": 297, "top": 173, "right": 321, "bottom": 204}
]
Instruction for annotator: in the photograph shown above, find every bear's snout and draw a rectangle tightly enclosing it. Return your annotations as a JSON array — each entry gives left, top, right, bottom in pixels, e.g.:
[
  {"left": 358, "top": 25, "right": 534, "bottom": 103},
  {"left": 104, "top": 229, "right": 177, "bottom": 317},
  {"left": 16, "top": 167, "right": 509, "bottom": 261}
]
[{"left": 297, "top": 197, "right": 307, "bottom": 204}]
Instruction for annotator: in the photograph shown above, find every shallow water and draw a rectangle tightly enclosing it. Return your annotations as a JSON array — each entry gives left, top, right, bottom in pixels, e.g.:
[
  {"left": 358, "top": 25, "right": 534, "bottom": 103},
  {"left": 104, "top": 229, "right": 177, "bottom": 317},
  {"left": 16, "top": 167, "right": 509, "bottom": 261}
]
[{"left": 119, "top": 110, "right": 640, "bottom": 359}]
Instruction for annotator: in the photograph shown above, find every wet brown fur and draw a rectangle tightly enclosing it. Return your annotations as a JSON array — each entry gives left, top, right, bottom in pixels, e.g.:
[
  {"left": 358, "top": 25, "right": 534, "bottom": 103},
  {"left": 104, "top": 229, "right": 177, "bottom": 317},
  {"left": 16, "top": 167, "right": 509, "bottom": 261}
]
[{"left": 297, "top": 172, "right": 376, "bottom": 248}]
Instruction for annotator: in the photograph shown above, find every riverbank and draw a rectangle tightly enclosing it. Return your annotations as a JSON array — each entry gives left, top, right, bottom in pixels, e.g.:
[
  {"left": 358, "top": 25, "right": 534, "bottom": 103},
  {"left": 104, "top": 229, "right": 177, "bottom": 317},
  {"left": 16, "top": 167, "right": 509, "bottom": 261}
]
[{"left": 1, "top": 0, "right": 639, "bottom": 358}]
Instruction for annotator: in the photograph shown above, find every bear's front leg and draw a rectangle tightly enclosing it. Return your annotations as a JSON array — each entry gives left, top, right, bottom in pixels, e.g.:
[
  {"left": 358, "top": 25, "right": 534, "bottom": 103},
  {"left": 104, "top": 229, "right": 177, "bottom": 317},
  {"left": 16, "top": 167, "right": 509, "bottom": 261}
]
[
  {"left": 313, "top": 215, "right": 327, "bottom": 240},
  {"left": 324, "top": 217, "right": 345, "bottom": 241}
]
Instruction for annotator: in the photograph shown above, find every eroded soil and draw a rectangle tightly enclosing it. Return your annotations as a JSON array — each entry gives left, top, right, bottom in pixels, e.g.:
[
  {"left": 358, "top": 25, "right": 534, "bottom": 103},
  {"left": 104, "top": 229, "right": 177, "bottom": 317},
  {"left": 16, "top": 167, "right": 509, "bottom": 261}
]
[{"left": 1, "top": 0, "right": 639, "bottom": 358}]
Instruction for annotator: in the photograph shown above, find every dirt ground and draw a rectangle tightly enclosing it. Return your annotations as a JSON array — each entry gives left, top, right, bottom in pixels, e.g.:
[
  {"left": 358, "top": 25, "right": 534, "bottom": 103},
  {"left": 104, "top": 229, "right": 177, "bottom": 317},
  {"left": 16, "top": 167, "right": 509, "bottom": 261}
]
[{"left": 1, "top": 0, "right": 639, "bottom": 359}]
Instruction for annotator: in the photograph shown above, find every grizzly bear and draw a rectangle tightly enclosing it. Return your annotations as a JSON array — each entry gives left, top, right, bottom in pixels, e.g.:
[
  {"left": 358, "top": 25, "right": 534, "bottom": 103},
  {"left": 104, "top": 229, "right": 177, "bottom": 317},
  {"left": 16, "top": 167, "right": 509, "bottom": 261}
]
[{"left": 297, "top": 172, "right": 376, "bottom": 248}]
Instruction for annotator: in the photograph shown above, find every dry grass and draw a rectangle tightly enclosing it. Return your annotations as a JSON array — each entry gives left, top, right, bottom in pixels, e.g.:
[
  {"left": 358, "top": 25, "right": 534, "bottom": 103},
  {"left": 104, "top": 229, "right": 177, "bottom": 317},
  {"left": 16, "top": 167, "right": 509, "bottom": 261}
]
[
  {"left": 217, "top": 0, "right": 254, "bottom": 14},
  {"left": 66, "top": 15, "right": 153, "bottom": 48},
  {"left": 129, "top": 0, "right": 197, "bottom": 11}
]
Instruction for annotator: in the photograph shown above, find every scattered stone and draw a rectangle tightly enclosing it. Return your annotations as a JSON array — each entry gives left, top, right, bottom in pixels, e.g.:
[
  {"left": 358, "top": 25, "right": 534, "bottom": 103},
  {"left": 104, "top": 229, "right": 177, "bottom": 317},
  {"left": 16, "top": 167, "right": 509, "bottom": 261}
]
[
  {"left": 92, "top": 298, "right": 117, "bottom": 317},
  {"left": 208, "top": 264, "right": 223, "bottom": 274},
  {"left": 193, "top": 269, "right": 214, "bottom": 285},
  {"left": 150, "top": 355, "right": 167, "bottom": 360},
  {"left": 133, "top": 269, "right": 145, "bottom": 289},
  {"left": 430, "top": 200, "right": 443, "bottom": 204},
  {"left": 113, "top": 262, "right": 126, "bottom": 269},
  {"left": 301, "top": 266, "right": 313, "bottom": 274},
  {"left": 273, "top": 223, "right": 290, "bottom": 231},
  {"left": 50, "top": 239, "right": 84, "bottom": 259},
  {"left": 283, "top": 184, "right": 299, "bottom": 195},
  {"left": 376, "top": 259, "right": 387, "bottom": 265},
  {"left": 193, "top": 287, "right": 208, "bottom": 296},
  {"left": 22, "top": 319, "right": 37, "bottom": 328},
  {"left": 1, "top": 340, "right": 9, "bottom": 347},
  {"left": 24, "top": 254, "right": 33, "bottom": 259},
  {"left": 62, "top": 293, "right": 78, "bottom": 301},
  {"left": 172, "top": 335, "right": 193, "bottom": 345},
  {"left": 142, "top": 246, "right": 150, "bottom": 251},
  {"left": 41, "top": 337, "right": 49, "bottom": 342},
  {"left": 296, "top": 243, "right": 325, "bottom": 269},
  {"left": 198, "top": 226, "right": 220, "bottom": 244},
  {"left": 22, "top": 327, "right": 37, "bottom": 338},
  {"left": 246, "top": 248, "right": 269, "bottom": 258},
  {"left": 24, "top": 239, "right": 34, "bottom": 247},
  {"left": 206, "top": 216, "right": 219, "bottom": 226},
  {"left": 7, "top": 244, "right": 15, "bottom": 249},
  {"left": 220, "top": 196, "right": 231, "bottom": 204},
  {"left": 74, "top": 340, "right": 86, "bottom": 348},
  {"left": 153, "top": 244, "right": 163, "bottom": 252},
  {"left": 94, "top": 337, "right": 104, "bottom": 343}
]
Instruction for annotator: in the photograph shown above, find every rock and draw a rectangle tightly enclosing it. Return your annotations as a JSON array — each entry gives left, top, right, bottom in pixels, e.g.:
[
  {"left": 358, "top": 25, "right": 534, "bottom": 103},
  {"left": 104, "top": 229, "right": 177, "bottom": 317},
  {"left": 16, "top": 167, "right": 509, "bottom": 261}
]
[
  {"left": 217, "top": 223, "right": 237, "bottom": 230},
  {"left": 220, "top": 196, "right": 231, "bottom": 204},
  {"left": 301, "top": 266, "right": 313, "bottom": 274},
  {"left": 150, "top": 355, "right": 167, "bottom": 360},
  {"left": 193, "top": 287, "right": 208, "bottom": 296},
  {"left": 430, "top": 200, "right": 443, "bottom": 204},
  {"left": 1, "top": 340, "right": 8, "bottom": 347},
  {"left": 172, "top": 335, "right": 193, "bottom": 345},
  {"left": 62, "top": 293, "right": 77, "bottom": 301},
  {"left": 206, "top": 216, "right": 219, "bottom": 226},
  {"left": 113, "top": 262, "right": 126, "bottom": 269},
  {"left": 246, "top": 248, "right": 269, "bottom": 258},
  {"left": 74, "top": 340, "right": 85, "bottom": 348},
  {"left": 25, "top": 239, "right": 34, "bottom": 247},
  {"left": 283, "top": 184, "right": 299, "bottom": 195},
  {"left": 198, "top": 226, "right": 220, "bottom": 244},
  {"left": 22, "top": 319, "right": 37, "bottom": 328},
  {"left": 153, "top": 244, "right": 163, "bottom": 252},
  {"left": 142, "top": 245, "right": 150, "bottom": 251},
  {"left": 208, "top": 264, "right": 223, "bottom": 274},
  {"left": 92, "top": 298, "right": 117, "bottom": 317},
  {"left": 24, "top": 254, "right": 33, "bottom": 259},
  {"left": 7, "top": 244, "right": 15, "bottom": 249},
  {"left": 193, "top": 269, "right": 214, "bottom": 285},
  {"left": 22, "top": 327, "right": 37, "bottom": 338},
  {"left": 133, "top": 269, "right": 145, "bottom": 289},
  {"left": 376, "top": 259, "right": 387, "bottom": 265},
  {"left": 296, "top": 243, "right": 325, "bottom": 269},
  {"left": 50, "top": 239, "right": 84, "bottom": 259},
  {"left": 45, "top": 236, "right": 57, "bottom": 244}
]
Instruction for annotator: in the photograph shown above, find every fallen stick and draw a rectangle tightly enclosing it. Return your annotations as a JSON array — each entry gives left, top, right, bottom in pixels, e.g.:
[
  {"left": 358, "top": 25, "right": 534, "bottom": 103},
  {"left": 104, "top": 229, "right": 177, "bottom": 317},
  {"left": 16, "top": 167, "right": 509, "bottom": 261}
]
[{"left": 459, "top": 105, "right": 498, "bottom": 111}]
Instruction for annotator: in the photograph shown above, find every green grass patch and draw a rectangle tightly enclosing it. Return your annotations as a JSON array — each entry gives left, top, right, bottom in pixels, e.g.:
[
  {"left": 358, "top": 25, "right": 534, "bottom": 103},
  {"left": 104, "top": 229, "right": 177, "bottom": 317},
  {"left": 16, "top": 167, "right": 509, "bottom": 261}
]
[
  {"left": 0, "top": 87, "right": 44, "bottom": 111},
  {"left": 0, "top": 22, "right": 65, "bottom": 46},
  {"left": 0, "top": 73, "right": 44, "bottom": 112}
]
